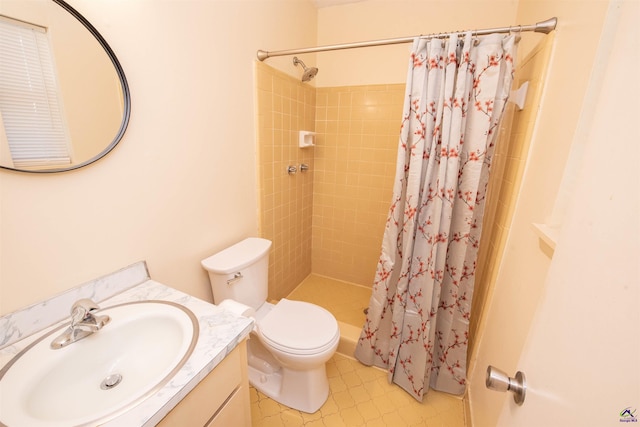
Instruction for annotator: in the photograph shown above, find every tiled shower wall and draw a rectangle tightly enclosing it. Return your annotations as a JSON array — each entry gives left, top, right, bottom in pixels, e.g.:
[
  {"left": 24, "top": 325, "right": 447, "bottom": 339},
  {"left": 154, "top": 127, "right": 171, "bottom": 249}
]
[
  {"left": 469, "top": 36, "right": 554, "bottom": 358},
  {"left": 312, "top": 85, "right": 404, "bottom": 286},
  {"left": 256, "top": 62, "right": 404, "bottom": 296},
  {"left": 256, "top": 64, "right": 403, "bottom": 297},
  {"left": 255, "top": 61, "right": 316, "bottom": 300}
]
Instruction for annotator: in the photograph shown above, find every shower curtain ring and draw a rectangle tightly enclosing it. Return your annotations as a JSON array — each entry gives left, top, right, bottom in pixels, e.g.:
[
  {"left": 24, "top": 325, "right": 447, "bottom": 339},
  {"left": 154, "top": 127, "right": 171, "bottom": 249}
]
[
  {"left": 515, "top": 25, "right": 523, "bottom": 41},
  {"left": 509, "top": 25, "right": 523, "bottom": 41}
]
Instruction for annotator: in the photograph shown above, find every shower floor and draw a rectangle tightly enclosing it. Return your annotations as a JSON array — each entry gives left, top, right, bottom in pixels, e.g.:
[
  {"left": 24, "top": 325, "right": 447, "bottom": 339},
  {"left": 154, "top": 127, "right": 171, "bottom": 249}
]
[
  {"left": 287, "top": 274, "right": 372, "bottom": 357},
  {"left": 287, "top": 274, "right": 372, "bottom": 328}
]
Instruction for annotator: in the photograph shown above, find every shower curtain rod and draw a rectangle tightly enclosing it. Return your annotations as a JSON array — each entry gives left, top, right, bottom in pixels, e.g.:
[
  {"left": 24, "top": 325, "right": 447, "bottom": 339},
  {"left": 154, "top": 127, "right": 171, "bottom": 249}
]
[{"left": 257, "top": 17, "right": 556, "bottom": 61}]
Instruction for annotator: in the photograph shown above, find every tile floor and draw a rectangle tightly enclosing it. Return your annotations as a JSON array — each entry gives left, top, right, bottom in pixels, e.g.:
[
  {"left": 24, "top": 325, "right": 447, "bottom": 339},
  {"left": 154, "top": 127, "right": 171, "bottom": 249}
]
[{"left": 250, "top": 275, "right": 466, "bottom": 426}]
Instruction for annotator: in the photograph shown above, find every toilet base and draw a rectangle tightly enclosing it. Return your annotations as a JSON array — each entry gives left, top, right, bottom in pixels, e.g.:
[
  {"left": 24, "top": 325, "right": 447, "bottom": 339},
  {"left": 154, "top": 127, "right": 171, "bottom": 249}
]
[
  {"left": 244, "top": 301, "right": 339, "bottom": 414},
  {"left": 248, "top": 363, "right": 330, "bottom": 413}
]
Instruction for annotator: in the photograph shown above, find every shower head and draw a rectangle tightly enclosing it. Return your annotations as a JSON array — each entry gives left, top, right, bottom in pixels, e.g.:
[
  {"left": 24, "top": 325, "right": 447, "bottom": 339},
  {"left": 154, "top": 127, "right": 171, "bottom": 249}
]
[{"left": 293, "top": 56, "right": 318, "bottom": 82}]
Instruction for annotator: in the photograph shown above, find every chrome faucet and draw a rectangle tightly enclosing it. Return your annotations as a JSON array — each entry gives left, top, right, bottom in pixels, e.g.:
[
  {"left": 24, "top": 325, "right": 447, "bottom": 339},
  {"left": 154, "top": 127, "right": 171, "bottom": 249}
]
[{"left": 50, "top": 298, "right": 111, "bottom": 349}]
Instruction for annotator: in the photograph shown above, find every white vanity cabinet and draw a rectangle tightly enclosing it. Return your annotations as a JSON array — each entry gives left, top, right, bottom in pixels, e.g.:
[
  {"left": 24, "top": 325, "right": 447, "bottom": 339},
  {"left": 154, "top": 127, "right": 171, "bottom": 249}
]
[{"left": 158, "top": 340, "right": 250, "bottom": 427}]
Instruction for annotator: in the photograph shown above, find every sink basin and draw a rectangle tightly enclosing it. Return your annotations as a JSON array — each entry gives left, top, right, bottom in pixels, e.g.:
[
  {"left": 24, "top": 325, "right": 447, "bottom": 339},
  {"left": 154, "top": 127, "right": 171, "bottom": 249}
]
[{"left": 0, "top": 300, "right": 199, "bottom": 427}]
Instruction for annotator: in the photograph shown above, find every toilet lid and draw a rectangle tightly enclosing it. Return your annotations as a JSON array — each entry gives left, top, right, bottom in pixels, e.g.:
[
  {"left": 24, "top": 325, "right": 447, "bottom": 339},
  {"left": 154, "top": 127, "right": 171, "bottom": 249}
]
[{"left": 259, "top": 299, "right": 338, "bottom": 354}]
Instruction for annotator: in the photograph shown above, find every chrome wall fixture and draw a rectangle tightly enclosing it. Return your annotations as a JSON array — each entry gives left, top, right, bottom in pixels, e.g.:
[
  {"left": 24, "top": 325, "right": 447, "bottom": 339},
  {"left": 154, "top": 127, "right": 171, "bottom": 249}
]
[
  {"left": 292, "top": 57, "right": 318, "bottom": 82},
  {"left": 287, "top": 165, "right": 297, "bottom": 175},
  {"left": 486, "top": 365, "right": 527, "bottom": 405}
]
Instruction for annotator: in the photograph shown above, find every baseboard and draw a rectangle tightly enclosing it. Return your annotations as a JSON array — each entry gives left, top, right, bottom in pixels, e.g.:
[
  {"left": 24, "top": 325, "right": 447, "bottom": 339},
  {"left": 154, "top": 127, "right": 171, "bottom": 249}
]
[{"left": 463, "top": 392, "right": 472, "bottom": 426}]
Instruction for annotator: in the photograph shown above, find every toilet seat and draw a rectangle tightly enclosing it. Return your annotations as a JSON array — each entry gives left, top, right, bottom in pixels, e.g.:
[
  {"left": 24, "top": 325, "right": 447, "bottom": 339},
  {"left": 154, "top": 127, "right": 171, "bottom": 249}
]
[{"left": 258, "top": 299, "right": 339, "bottom": 355}]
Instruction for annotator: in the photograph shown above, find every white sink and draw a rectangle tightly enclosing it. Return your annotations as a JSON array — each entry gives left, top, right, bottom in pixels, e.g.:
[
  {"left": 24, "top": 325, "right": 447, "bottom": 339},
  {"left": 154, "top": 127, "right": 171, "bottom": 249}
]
[{"left": 0, "top": 300, "right": 199, "bottom": 427}]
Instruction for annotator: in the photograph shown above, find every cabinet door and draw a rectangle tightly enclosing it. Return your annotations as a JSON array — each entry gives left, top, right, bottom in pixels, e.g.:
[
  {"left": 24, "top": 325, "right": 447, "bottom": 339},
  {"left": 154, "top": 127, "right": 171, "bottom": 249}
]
[
  {"left": 206, "top": 386, "right": 250, "bottom": 427},
  {"left": 158, "top": 341, "right": 248, "bottom": 427}
]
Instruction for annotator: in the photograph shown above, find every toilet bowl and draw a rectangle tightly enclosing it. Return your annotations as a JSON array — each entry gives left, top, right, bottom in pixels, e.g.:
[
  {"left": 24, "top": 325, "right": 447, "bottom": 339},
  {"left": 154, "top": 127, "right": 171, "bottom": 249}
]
[
  {"left": 201, "top": 238, "right": 340, "bottom": 413},
  {"left": 249, "top": 299, "right": 339, "bottom": 413}
]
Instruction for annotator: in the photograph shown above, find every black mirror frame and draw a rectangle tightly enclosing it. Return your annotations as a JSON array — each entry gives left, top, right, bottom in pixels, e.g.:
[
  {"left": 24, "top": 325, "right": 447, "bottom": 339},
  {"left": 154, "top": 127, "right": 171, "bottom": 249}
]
[{"left": 1, "top": 0, "right": 131, "bottom": 173}]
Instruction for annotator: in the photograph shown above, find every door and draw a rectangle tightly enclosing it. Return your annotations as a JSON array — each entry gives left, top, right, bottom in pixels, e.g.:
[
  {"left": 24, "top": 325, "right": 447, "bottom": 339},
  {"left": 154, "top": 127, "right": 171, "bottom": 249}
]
[{"left": 496, "top": 2, "right": 639, "bottom": 425}]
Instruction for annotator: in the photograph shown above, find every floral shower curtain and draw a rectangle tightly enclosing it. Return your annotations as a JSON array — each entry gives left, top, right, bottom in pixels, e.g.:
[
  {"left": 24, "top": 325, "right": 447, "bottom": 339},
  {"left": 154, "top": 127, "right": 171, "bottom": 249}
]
[{"left": 354, "top": 32, "right": 517, "bottom": 400}]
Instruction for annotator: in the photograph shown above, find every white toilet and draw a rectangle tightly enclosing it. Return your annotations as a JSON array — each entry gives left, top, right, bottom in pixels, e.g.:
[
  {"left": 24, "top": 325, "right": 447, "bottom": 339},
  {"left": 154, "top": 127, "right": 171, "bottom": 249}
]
[{"left": 201, "top": 237, "right": 339, "bottom": 413}]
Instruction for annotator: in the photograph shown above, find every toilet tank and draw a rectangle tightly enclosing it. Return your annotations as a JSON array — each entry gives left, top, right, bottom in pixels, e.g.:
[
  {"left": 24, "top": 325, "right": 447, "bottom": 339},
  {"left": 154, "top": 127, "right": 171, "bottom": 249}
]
[{"left": 201, "top": 237, "right": 272, "bottom": 310}]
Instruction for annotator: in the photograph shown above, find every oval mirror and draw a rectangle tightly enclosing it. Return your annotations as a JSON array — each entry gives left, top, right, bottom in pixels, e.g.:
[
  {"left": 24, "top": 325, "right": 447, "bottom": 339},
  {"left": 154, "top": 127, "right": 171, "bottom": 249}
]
[{"left": 0, "top": 0, "right": 130, "bottom": 173}]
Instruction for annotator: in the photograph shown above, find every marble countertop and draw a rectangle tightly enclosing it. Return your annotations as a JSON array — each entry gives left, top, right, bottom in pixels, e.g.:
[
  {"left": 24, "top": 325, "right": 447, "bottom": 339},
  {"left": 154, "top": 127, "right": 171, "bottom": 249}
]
[{"left": 0, "top": 276, "right": 253, "bottom": 426}]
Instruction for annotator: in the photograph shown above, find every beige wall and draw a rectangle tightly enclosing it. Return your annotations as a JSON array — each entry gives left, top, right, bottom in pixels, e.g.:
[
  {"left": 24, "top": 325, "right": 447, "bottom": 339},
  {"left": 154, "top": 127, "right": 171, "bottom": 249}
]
[
  {"left": 255, "top": 61, "right": 316, "bottom": 300},
  {"left": 316, "top": 0, "right": 518, "bottom": 87},
  {"left": 0, "top": 0, "right": 317, "bottom": 315}
]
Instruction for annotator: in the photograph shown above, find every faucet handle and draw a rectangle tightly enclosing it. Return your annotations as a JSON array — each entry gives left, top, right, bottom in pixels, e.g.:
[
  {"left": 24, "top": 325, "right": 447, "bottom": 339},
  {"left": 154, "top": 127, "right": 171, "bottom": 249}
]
[{"left": 71, "top": 298, "right": 100, "bottom": 323}]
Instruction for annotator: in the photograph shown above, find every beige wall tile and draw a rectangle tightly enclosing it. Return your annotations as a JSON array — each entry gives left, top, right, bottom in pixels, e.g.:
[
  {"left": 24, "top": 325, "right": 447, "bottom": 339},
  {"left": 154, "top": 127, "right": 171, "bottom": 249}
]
[
  {"left": 312, "top": 84, "right": 404, "bottom": 286},
  {"left": 256, "top": 62, "right": 315, "bottom": 300}
]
